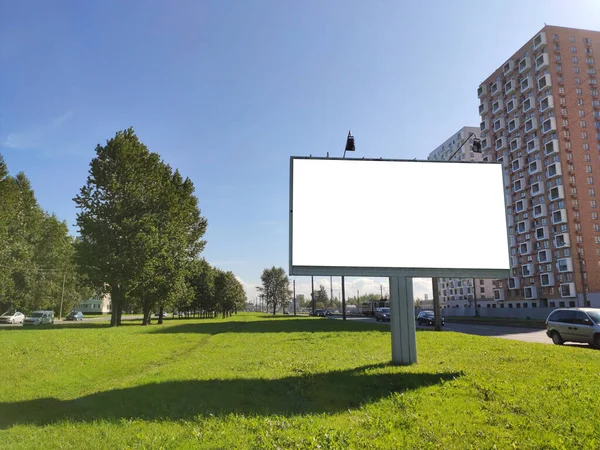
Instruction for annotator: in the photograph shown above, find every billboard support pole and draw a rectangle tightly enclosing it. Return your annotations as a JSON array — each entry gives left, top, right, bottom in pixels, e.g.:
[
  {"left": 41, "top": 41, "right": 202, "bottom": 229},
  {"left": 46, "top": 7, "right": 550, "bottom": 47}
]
[
  {"left": 389, "top": 276, "right": 417, "bottom": 365},
  {"left": 341, "top": 276, "right": 346, "bottom": 320}
]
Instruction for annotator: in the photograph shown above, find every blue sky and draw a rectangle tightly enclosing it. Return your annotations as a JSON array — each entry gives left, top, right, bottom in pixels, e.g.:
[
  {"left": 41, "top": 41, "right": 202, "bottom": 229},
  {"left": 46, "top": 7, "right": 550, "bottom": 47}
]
[{"left": 1, "top": 0, "right": 599, "bottom": 300}]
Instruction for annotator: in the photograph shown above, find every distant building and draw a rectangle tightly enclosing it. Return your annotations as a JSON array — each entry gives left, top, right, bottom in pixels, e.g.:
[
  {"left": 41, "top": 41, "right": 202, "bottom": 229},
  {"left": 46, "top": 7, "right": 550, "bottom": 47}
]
[
  {"left": 427, "top": 126, "right": 496, "bottom": 307},
  {"left": 76, "top": 293, "right": 111, "bottom": 314}
]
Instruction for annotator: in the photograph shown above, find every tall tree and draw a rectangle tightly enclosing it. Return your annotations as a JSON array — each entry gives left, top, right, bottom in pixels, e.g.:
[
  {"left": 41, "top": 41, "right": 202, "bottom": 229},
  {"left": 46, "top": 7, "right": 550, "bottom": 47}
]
[
  {"left": 258, "top": 267, "right": 291, "bottom": 315},
  {"left": 73, "top": 128, "right": 207, "bottom": 326}
]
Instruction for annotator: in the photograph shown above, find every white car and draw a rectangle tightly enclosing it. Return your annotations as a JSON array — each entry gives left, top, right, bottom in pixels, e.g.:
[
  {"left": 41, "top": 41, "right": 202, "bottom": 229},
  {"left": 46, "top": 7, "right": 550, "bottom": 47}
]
[{"left": 0, "top": 311, "right": 25, "bottom": 324}]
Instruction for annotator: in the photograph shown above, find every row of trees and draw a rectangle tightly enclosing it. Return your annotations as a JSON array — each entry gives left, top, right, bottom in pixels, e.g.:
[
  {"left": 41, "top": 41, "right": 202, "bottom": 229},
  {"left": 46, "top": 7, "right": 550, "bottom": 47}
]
[
  {"left": 74, "top": 128, "right": 248, "bottom": 325},
  {"left": 0, "top": 155, "right": 91, "bottom": 315},
  {"left": 1, "top": 129, "right": 247, "bottom": 325}
]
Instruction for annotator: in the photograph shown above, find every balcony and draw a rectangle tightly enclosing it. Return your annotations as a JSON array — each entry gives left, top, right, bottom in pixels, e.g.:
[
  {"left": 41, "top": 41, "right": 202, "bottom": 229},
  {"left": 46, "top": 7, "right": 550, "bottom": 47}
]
[
  {"left": 495, "top": 136, "right": 506, "bottom": 151},
  {"left": 494, "top": 289, "right": 505, "bottom": 301},
  {"left": 533, "top": 203, "right": 547, "bottom": 217},
  {"left": 524, "top": 117, "right": 537, "bottom": 133},
  {"left": 552, "top": 208, "right": 567, "bottom": 224},
  {"left": 530, "top": 181, "right": 544, "bottom": 196},
  {"left": 508, "top": 117, "right": 520, "bottom": 133},
  {"left": 503, "top": 60, "right": 515, "bottom": 76},
  {"left": 554, "top": 233, "right": 571, "bottom": 248},
  {"left": 549, "top": 185, "right": 565, "bottom": 201},
  {"left": 535, "top": 53, "right": 550, "bottom": 71},
  {"left": 492, "top": 98, "right": 504, "bottom": 113},
  {"left": 533, "top": 32, "right": 547, "bottom": 51},
  {"left": 494, "top": 118, "right": 505, "bottom": 132},
  {"left": 515, "top": 198, "right": 528, "bottom": 213},
  {"left": 522, "top": 98, "right": 533, "bottom": 113},
  {"left": 557, "top": 257, "right": 574, "bottom": 273},
  {"left": 540, "top": 95, "right": 554, "bottom": 113},
  {"left": 519, "top": 56, "right": 531, "bottom": 73},
  {"left": 506, "top": 98, "right": 517, "bottom": 114},
  {"left": 508, "top": 277, "right": 520, "bottom": 289},
  {"left": 522, "top": 263, "right": 533, "bottom": 276},
  {"left": 479, "top": 102, "right": 488, "bottom": 115},
  {"left": 524, "top": 286, "right": 537, "bottom": 299},
  {"left": 538, "top": 249, "right": 550, "bottom": 263},
  {"left": 542, "top": 117, "right": 557, "bottom": 134},
  {"left": 478, "top": 84, "right": 488, "bottom": 98},
  {"left": 513, "top": 178, "right": 524, "bottom": 192},
  {"left": 535, "top": 226, "right": 548, "bottom": 240},
  {"left": 505, "top": 79, "right": 516, "bottom": 95},
  {"left": 560, "top": 282, "right": 576, "bottom": 298},
  {"left": 537, "top": 74, "right": 552, "bottom": 91},
  {"left": 546, "top": 162, "right": 562, "bottom": 178},
  {"left": 490, "top": 82, "right": 499, "bottom": 96},
  {"left": 521, "top": 76, "right": 532, "bottom": 93},
  {"left": 529, "top": 160, "right": 541, "bottom": 175},
  {"left": 480, "top": 119, "right": 489, "bottom": 131},
  {"left": 526, "top": 137, "right": 538, "bottom": 154},
  {"left": 511, "top": 156, "right": 523, "bottom": 172},
  {"left": 540, "top": 272, "right": 554, "bottom": 286},
  {"left": 516, "top": 219, "right": 530, "bottom": 234}
]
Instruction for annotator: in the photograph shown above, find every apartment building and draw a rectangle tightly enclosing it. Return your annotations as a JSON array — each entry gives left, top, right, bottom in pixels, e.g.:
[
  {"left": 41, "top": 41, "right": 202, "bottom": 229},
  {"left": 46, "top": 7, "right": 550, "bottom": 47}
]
[
  {"left": 478, "top": 25, "right": 600, "bottom": 309},
  {"left": 427, "top": 126, "right": 496, "bottom": 307}
]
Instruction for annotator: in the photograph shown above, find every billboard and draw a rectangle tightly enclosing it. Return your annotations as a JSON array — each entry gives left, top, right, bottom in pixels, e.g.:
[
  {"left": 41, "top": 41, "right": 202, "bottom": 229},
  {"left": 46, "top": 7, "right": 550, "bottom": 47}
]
[{"left": 289, "top": 157, "right": 510, "bottom": 278}]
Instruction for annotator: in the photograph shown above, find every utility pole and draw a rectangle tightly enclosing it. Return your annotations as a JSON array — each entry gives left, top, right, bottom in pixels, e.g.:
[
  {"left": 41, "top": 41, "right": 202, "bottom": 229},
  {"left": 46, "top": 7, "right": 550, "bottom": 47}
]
[
  {"left": 578, "top": 253, "right": 588, "bottom": 307},
  {"left": 432, "top": 277, "right": 442, "bottom": 331},
  {"left": 311, "top": 276, "right": 315, "bottom": 315},
  {"left": 380, "top": 284, "right": 383, "bottom": 299},
  {"left": 59, "top": 272, "right": 66, "bottom": 320},
  {"left": 293, "top": 279, "right": 297, "bottom": 316},
  {"left": 342, "top": 276, "right": 346, "bottom": 320}
]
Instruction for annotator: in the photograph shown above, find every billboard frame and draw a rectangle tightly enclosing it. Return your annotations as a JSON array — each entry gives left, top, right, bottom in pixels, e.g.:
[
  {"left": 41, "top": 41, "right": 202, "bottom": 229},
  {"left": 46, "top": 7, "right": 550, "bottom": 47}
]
[{"left": 289, "top": 156, "right": 511, "bottom": 280}]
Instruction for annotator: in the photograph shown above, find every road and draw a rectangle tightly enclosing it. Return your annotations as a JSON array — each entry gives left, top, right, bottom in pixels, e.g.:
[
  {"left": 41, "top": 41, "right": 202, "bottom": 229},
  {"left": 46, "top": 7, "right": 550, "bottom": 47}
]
[{"left": 333, "top": 315, "right": 552, "bottom": 344}]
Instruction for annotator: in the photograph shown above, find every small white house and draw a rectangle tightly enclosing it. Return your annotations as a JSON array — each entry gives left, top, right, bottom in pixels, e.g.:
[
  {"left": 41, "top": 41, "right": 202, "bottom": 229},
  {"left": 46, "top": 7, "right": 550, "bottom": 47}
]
[{"left": 76, "top": 294, "right": 111, "bottom": 314}]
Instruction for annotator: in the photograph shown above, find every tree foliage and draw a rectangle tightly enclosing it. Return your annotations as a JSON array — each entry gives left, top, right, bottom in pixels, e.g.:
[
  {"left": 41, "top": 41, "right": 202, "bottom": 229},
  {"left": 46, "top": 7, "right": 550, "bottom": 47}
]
[
  {"left": 258, "top": 267, "right": 291, "bottom": 315},
  {"left": 73, "top": 128, "right": 208, "bottom": 326},
  {"left": 0, "top": 153, "right": 90, "bottom": 315}
]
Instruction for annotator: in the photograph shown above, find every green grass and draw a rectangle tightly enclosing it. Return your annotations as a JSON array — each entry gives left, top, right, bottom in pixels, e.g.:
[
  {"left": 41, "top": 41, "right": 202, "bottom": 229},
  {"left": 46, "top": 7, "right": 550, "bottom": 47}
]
[{"left": 1, "top": 313, "right": 599, "bottom": 449}]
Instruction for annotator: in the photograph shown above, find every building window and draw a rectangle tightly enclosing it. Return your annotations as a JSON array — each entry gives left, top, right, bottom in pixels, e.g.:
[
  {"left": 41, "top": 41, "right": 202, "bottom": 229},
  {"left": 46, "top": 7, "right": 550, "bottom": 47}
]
[
  {"left": 583, "top": 131, "right": 588, "bottom": 139},
  {"left": 570, "top": 36, "right": 576, "bottom": 43},
  {"left": 585, "top": 154, "right": 591, "bottom": 162},
  {"left": 571, "top": 47, "right": 577, "bottom": 54},
  {"left": 582, "top": 120, "right": 587, "bottom": 128},
  {"left": 593, "top": 212, "right": 599, "bottom": 220},
  {"left": 575, "top": 77, "right": 581, "bottom": 85},
  {"left": 590, "top": 188, "right": 596, "bottom": 196},
  {"left": 587, "top": 165, "right": 593, "bottom": 173},
  {"left": 574, "top": 67, "right": 580, "bottom": 74}
]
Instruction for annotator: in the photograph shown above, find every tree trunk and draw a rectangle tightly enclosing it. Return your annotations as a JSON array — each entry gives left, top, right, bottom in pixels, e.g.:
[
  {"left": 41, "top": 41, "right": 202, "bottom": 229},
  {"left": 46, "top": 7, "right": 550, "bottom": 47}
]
[
  {"left": 273, "top": 301, "right": 276, "bottom": 315},
  {"left": 142, "top": 299, "right": 151, "bottom": 325},
  {"left": 157, "top": 305, "right": 164, "bottom": 325}
]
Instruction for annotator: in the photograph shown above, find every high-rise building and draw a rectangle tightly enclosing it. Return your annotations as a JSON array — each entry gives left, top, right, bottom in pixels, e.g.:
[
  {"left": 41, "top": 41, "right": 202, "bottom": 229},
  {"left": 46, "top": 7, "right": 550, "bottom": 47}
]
[
  {"left": 427, "top": 126, "right": 496, "bottom": 306},
  {"left": 478, "top": 25, "right": 600, "bottom": 309}
]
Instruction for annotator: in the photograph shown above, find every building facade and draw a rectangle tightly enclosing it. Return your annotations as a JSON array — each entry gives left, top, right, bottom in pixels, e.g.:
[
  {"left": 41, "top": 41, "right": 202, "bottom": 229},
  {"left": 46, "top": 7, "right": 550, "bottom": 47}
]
[
  {"left": 77, "top": 293, "right": 112, "bottom": 314},
  {"left": 478, "top": 25, "right": 600, "bottom": 309},
  {"left": 427, "top": 126, "right": 496, "bottom": 307}
]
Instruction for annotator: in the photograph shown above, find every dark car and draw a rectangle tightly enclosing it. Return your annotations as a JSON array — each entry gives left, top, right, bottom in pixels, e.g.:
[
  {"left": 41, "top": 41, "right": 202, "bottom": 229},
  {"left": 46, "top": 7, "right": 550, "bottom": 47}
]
[
  {"left": 416, "top": 310, "right": 444, "bottom": 326},
  {"left": 65, "top": 311, "right": 83, "bottom": 321},
  {"left": 312, "top": 309, "right": 325, "bottom": 317},
  {"left": 375, "top": 307, "right": 390, "bottom": 322},
  {"left": 325, "top": 310, "right": 334, "bottom": 316}
]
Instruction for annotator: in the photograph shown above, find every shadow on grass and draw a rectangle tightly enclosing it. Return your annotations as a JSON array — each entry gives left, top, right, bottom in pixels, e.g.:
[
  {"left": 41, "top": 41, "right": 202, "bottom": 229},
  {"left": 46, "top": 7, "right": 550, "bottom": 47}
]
[
  {"left": 0, "top": 364, "right": 462, "bottom": 428},
  {"left": 149, "top": 318, "right": 389, "bottom": 335}
]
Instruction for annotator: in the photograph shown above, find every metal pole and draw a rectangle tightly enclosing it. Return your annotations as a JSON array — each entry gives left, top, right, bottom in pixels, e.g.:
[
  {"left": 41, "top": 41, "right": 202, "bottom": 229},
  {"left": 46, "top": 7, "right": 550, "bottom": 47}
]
[
  {"left": 311, "top": 276, "right": 315, "bottom": 315},
  {"left": 59, "top": 272, "right": 66, "bottom": 320},
  {"left": 432, "top": 277, "right": 442, "bottom": 331},
  {"left": 380, "top": 284, "right": 383, "bottom": 298},
  {"left": 579, "top": 253, "right": 588, "bottom": 307},
  {"left": 473, "top": 278, "right": 479, "bottom": 317},
  {"left": 293, "top": 280, "right": 297, "bottom": 316},
  {"left": 342, "top": 276, "right": 346, "bottom": 320},
  {"left": 330, "top": 276, "right": 333, "bottom": 305}
]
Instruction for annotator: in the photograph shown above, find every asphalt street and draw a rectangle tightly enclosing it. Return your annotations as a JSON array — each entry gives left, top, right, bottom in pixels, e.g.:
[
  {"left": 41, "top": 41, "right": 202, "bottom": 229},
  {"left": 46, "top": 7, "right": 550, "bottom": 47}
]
[{"left": 333, "top": 315, "right": 552, "bottom": 344}]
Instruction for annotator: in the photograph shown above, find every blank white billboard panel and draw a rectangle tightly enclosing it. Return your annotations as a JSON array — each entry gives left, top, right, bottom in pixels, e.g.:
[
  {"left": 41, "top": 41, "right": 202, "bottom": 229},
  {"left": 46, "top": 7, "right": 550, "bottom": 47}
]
[{"left": 290, "top": 158, "right": 510, "bottom": 278}]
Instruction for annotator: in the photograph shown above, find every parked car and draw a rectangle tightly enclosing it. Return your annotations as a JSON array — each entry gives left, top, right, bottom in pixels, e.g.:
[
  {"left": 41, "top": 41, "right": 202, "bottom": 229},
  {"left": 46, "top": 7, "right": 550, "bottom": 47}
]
[
  {"left": 546, "top": 308, "right": 600, "bottom": 347},
  {"left": 0, "top": 311, "right": 25, "bottom": 324},
  {"left": 416, "top": 310, "right": 444, "bottom": 326},
  {"left": 65, "top": 311, "right": 84, "bottom": 321},
  {"left": 312, "top": 309, "right": 325, "bottom": 317},
  {"left": 23, "top": 310, "right": 54, "bottom": 326},
  {"left": 325, "top": 310, "right": 334, "bottom": 316},
  {"left": 375, "top": 307, "right": 391, "bottom": 322}
]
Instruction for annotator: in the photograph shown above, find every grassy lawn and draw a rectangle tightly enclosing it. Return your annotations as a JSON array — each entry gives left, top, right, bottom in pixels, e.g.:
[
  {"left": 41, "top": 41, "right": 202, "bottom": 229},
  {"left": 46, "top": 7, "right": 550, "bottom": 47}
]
[{"left": 1, "top": 314, "right": 599, "bottom": 449}]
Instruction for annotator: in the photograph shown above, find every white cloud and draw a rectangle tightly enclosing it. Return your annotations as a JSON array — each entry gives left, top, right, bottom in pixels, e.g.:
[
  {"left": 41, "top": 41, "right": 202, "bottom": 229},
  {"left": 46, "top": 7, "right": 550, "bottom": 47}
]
[{"left": 1, "top": 110, "right": 74, "bottom": 150}]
